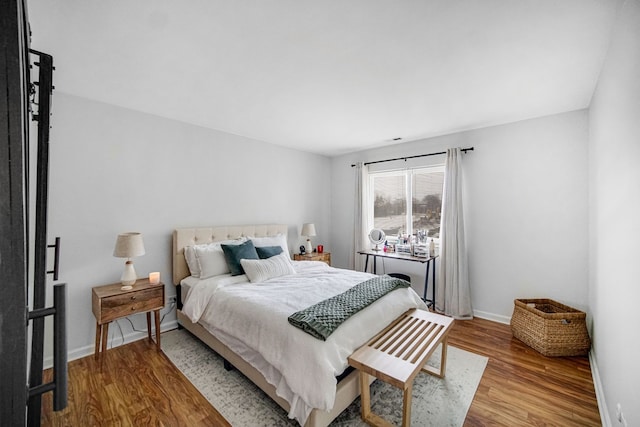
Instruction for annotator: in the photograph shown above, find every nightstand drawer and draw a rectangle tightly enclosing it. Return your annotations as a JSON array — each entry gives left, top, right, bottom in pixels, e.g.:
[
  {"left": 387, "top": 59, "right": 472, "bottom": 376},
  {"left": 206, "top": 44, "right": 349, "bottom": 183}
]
[
  {"left": 293, "top": 252, "right": 331, "bottom": 266},
  {"left": 100, "top": 287, "right": 163, "bottom": 323}
]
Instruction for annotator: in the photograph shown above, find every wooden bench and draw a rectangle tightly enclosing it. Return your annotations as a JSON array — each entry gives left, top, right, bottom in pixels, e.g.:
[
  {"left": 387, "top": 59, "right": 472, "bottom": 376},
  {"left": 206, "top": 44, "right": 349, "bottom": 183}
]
[{"left": 348, "top": 308, "right": 454, "bottom": 427}]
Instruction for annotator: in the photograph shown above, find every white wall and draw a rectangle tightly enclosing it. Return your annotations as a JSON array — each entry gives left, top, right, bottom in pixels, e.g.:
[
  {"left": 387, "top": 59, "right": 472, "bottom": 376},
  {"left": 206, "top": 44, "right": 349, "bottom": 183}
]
[
  {"left": 588, "top": 0, "right": 640, "bottom": 425},
  {"left": 331, "top": 110, "right": 589, "bottom": 322},
  {"left": 45, "top": 93, "right": 332, "bottom": 361}
]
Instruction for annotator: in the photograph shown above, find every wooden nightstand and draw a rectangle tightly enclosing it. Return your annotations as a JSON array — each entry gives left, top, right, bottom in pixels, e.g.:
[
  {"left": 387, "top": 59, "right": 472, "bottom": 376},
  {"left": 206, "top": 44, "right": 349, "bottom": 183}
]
[
  {"left": 92, "top": 278, "right": 165, "bottom": 359},
  {"left": 293, "top": 252, "right": 331, "bottom": 266}
]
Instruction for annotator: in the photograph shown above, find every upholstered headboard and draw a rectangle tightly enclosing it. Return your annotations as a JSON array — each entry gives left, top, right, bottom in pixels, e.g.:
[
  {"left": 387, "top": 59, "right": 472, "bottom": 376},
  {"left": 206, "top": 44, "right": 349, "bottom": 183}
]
[{"left": 172, "top": 224, "right": 289, "bottom": 285}]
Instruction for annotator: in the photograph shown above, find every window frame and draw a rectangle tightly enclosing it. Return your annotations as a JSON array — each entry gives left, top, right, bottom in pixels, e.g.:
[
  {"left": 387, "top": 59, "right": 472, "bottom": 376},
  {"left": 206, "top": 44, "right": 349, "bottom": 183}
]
[{"left": 368, "top": 164, "right": 445, "bottom": 243}]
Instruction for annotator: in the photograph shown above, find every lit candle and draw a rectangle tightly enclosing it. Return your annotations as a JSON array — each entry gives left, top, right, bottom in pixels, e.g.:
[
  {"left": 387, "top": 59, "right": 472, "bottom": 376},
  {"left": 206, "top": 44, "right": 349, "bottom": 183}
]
[{"left": 149, "top": 272, "right": 160, "bottom": 284}]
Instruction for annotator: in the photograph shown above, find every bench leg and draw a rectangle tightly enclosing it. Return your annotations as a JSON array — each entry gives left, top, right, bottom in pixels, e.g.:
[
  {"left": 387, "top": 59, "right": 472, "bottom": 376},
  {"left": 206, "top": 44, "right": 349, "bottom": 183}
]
[
  {"left": 402, "top": 382, "right": 413, "bottom": 427},
  {"left": 421, "top": 337, "right": 449, "bottom": 379},
  {"left": 440, "top": 336, "right": 448, "bottom": 378},
  {"left": 359, "top": 370, "right": 400, "bottom": 427},
  {"left": 359, "top": 371, "right": 371, "bottom": 421}
]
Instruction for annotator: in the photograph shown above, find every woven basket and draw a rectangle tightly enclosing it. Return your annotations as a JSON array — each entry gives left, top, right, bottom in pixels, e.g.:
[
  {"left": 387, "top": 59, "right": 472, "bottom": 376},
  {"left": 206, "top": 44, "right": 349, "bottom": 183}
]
[{"left": 510, "top": 299, "right": 591, "bottom": 357}]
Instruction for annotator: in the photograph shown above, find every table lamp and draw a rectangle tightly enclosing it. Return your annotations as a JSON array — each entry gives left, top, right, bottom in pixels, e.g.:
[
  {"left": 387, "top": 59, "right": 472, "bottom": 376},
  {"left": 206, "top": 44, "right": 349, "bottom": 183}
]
[
  {"left": 113, "top": 232, "right": 145, "bottom": 289},
  {"left": 301, "top": 223, "right": 316, "bottom": 254}
]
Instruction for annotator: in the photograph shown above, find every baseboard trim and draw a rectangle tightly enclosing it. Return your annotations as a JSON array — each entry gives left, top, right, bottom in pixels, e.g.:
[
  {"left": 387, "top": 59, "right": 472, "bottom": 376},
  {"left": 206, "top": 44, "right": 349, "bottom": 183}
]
[
  {"left": 589, "top": 351, "right": 611, "bottom": 427},
  {"left": 44, "top": 319, "right": 179, "bottom": 369},
  {"left": 473, "top": 309, "right": 511, "bottom": 325}
]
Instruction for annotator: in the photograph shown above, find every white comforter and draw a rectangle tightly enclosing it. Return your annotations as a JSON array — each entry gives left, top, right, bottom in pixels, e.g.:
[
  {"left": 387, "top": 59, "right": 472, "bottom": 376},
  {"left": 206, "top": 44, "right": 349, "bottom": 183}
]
[{"left": 182, "top": 261, "right": 426, "bottom": 425}]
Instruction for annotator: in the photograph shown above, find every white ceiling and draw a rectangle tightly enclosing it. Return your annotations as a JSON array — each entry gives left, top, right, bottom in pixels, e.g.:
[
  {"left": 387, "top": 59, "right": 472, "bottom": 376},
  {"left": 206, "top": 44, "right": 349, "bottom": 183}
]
[{"left": 28, "top": 0, "right": 620, "bottom": 156}]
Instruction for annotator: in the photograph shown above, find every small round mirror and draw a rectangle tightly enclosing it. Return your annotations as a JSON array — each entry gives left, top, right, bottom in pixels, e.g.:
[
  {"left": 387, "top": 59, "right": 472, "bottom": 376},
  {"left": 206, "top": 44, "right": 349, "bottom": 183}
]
[{"left": 368, "top": 229, "right": 386, "bottom": 251}]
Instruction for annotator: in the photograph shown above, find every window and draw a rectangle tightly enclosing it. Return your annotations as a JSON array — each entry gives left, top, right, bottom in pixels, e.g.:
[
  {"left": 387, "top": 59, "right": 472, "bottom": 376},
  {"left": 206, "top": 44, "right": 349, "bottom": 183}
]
[{"left": 369, "top": 166, "right": 444, "bottom": 241}]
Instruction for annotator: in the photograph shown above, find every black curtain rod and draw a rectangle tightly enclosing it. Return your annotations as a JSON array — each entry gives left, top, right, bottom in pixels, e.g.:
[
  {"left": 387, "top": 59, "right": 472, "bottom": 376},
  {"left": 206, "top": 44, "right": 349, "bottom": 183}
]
[{"left": 350, "top": 147, "right": 474, "bottom": 167}]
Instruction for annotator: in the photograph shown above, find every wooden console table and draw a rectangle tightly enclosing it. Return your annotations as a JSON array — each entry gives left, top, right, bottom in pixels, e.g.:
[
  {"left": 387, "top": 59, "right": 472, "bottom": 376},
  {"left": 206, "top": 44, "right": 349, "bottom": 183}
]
[{"left": 358, "top": 250, "right": 438, "bottom": 308}]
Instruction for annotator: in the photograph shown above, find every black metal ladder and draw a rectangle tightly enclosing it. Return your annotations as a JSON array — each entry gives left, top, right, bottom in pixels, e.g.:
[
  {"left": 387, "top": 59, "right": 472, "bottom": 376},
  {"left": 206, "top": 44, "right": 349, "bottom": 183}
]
[{"left": 26, "top": 48, "right": 68, "bottom": 426}]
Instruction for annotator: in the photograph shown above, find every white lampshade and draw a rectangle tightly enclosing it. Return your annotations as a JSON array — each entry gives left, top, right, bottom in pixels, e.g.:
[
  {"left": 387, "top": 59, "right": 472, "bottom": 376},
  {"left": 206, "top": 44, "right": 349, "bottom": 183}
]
[
  {"left": 113, "top": 232, "right": 145, "bottom": 258},
  {"left": 301, "top": 223, "right": 316, "bottom": 237},
  {"left": 113, "top": 232, "right": 145, "bottom": 289}
]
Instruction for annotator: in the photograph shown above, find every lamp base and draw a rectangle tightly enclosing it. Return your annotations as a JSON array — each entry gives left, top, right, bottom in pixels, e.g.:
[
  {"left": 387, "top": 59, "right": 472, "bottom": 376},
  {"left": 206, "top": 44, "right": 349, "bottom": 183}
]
[
  {"left": 121, "top": 260, "right": 137, "bottom": 289},
  {"left": 305, "top": 239, "right": 313, "bottom": 253}
]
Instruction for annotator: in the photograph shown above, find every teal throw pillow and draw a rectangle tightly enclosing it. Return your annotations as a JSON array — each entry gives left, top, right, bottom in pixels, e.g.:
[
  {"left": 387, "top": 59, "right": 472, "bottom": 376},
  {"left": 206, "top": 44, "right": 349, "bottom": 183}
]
[
  {"left": 221, "top": 240, "right": 259, "bottom": 276},
  {"left": 256, "top": 246, "right": 283, "bottom": 259}
]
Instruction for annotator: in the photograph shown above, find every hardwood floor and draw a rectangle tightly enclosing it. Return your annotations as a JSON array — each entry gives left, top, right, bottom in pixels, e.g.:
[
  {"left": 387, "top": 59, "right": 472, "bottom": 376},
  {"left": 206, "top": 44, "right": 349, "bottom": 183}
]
[
  {"left": 449, "top": 317, "right": 600, "bottom": 426},
  {"left": 42, "top": 317, "right": 601, "bottom": 426},
  {"left": 41, "top": 339, "right": 229, "bottom": 426}
]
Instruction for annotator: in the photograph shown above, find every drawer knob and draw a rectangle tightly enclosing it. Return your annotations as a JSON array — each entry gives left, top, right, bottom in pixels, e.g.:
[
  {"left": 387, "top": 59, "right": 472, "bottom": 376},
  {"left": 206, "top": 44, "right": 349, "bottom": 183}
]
[{"left": 130, "top": 296, "right": 136, "bottom": 300}]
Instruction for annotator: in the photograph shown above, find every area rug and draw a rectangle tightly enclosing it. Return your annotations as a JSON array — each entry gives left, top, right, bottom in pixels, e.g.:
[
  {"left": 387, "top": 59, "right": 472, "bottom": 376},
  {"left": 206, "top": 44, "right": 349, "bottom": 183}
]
[{"left": 162, "top": 329, "right": 488, "bottom": 426}]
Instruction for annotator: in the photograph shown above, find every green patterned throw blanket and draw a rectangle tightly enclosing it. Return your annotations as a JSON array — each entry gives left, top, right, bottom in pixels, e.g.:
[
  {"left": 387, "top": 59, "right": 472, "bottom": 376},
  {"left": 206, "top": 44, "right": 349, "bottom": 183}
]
[{"left": 288, "top": 275, "right": 410, "bottom": 341}]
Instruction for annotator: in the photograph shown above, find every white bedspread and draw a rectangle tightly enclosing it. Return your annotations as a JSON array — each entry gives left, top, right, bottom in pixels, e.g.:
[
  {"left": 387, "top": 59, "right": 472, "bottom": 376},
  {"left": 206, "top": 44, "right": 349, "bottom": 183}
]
[{"left": 181, "top": 261, "right": 426, "bottom": 425}]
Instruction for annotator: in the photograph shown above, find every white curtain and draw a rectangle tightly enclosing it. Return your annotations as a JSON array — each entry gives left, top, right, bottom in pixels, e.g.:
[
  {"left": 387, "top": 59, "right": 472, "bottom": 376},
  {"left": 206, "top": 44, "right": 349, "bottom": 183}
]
[
  {"left": 353, "top": 162, "right": 369, "bottom": 272},
  {"left": 436, "top": 148, "right": 473, "bottom": 319}
]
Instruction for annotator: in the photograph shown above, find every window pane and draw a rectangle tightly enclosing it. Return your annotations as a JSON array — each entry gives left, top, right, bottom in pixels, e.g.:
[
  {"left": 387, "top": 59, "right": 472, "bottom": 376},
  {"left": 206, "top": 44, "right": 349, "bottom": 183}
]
[
  {"left": 412, "top": 170, "right": 444, "bottom": 239},
  {"left": 372, "top": 174, "right": 406, "bottom": 237}
]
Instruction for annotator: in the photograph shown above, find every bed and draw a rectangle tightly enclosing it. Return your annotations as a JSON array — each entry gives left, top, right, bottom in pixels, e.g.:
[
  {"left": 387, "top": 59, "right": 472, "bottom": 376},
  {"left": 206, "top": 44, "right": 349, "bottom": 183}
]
[{"left": 172, "top": 224, "right": 426, "bottom": 426}]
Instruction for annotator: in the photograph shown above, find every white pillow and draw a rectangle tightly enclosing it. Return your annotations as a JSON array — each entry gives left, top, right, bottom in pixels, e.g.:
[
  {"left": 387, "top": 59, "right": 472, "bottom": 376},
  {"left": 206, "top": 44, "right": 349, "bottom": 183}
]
[
  {"left": 249, "top": 234, "right": 290, "bottom": 256},
  {"left": 184, "top": 246, "right": 202, "bottom": 278},
  {"left": 194, "top": 244, "right": 229, "bottom": 279},
  {"left": 185, "top": 238, "right": 246, "bottom": 279},
  {"left": 240, "top": 252, "right": 296, "bottom": 283}
]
